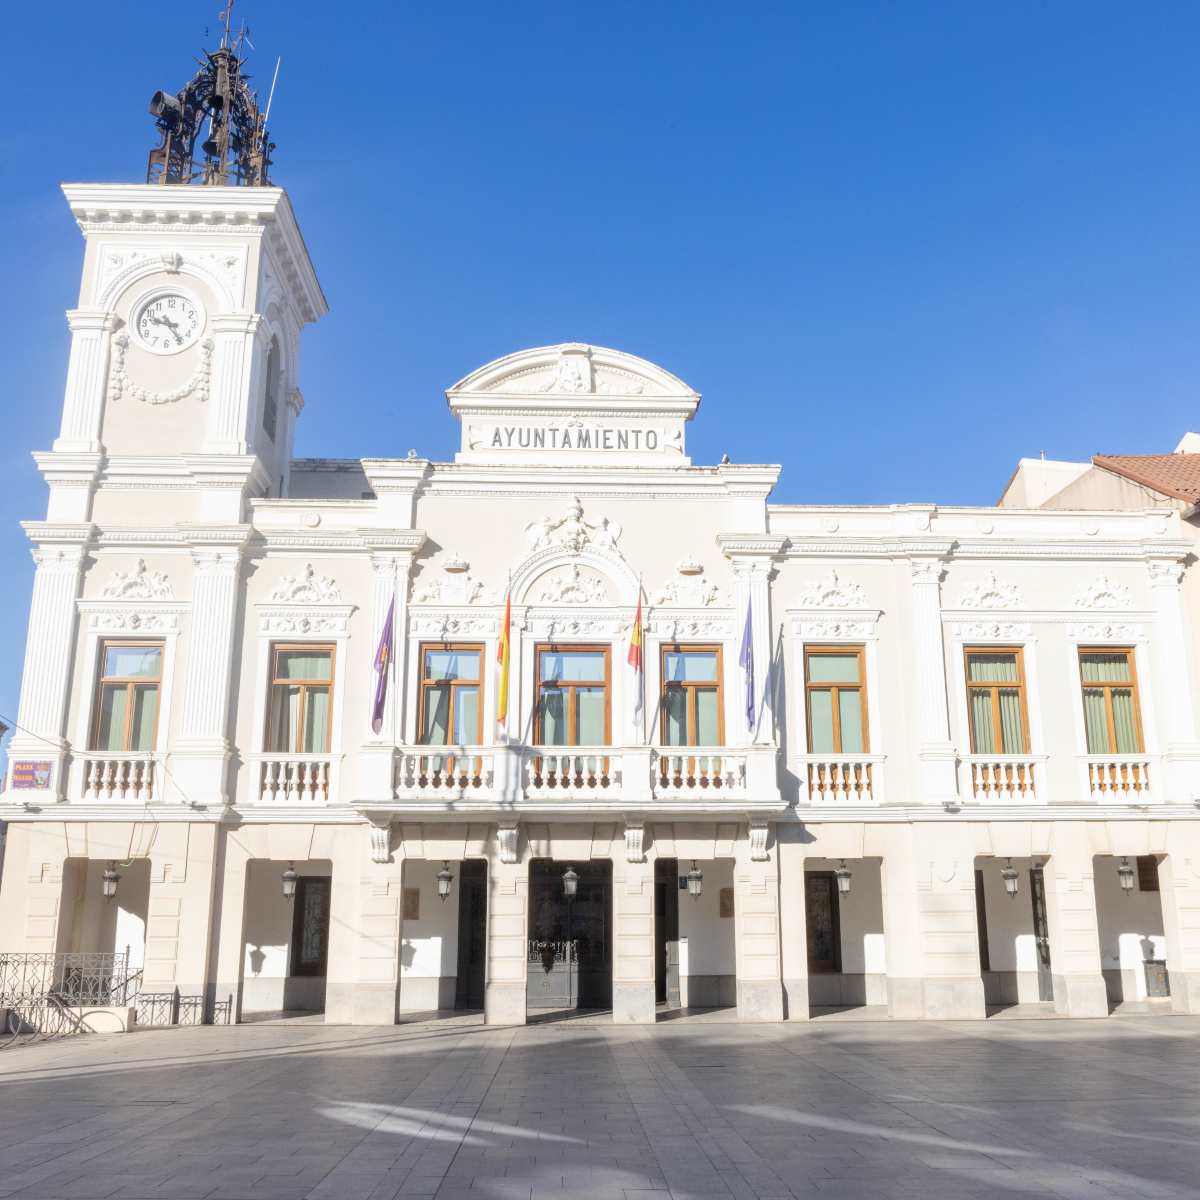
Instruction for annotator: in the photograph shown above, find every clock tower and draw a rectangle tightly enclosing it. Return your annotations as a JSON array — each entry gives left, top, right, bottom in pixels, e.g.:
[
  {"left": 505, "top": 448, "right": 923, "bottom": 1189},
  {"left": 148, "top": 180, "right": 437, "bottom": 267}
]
[
  {"left": 7, "top": 23, "right": 326, "bottom": 802},
  {"left": 44, "top": 22, "right": 326, "bottom": 527}
]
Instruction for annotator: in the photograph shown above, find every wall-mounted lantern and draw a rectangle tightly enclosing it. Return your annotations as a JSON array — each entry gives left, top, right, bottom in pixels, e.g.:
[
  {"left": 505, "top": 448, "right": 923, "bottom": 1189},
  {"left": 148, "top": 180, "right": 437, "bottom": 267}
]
[
  {"left": 437, "top": 861, "right": 454, "bottom": 901},
  {"left": 562, "top": 866, "right": 579, "bottom": 899},
  {"left": 1001, "top": 858, "right": 1020, "bottom": 898},
  {"left": 833, "top": 860, "right": 852, "bottom": 897},
  {"left": 281, "top": 862, "right": 299, "bottom": 901},
  {"left": 101, "top": 861, "right": 121, "bottom": 900},
  {"left": 1117, "top": 856, "right": 1136, "bottom": 895},
  {"left": 686, "top": 861, "right": 703, "bottom": 899}
]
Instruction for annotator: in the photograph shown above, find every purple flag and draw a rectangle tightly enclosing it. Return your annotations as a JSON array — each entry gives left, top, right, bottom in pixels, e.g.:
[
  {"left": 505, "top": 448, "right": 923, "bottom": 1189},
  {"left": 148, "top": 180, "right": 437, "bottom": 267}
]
[
  {"left": 371, "top": 598, "right": 395, "bottom": 735},
  {"left": 739, "top": 597, "right": 755, "bottom": 733}
]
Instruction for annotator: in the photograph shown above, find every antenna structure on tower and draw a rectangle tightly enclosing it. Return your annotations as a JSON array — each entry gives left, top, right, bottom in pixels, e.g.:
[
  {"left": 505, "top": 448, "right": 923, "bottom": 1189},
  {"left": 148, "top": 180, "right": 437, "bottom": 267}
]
[{"left": 146, "top": 1, "right": 275, "bottom": 187}]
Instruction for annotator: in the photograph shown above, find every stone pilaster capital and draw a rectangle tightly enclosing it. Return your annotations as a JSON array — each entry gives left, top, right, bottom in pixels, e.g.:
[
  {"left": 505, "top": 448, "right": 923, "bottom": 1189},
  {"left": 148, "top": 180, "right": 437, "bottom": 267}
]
[
  {"left": 210, "top": 312, "right": 264, "bottom": 338},
  {"left": 65, "top": 308, "right": 122, "bottom": 334},
  {"left": 1147, "top": 557, "right": 1186, "bottom": 588}
]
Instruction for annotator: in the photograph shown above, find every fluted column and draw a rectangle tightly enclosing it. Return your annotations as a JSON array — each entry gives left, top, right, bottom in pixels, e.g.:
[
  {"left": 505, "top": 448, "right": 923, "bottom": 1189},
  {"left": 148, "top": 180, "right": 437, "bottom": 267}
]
[
  {"left": 172, "top": 534, "right": 247, "bottom": 806},
  {"left": 6, "top": 532, "right": 90, "bottom": 799},
  {"left": 908, "top": 556, "right": 958, "bottom": 804},
  {"left": 54, "top": 309, "right": 120, "bottom": 453},
  {"left": 1148, "top": 557, "right": 1200, "bottom": 802}
]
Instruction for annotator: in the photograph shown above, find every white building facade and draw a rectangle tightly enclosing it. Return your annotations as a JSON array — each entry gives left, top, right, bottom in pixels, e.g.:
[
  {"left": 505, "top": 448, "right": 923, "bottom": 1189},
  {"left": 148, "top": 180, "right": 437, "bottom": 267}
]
[{"left": 3, "top": 179, "right": 1200, "bottom": 1027}]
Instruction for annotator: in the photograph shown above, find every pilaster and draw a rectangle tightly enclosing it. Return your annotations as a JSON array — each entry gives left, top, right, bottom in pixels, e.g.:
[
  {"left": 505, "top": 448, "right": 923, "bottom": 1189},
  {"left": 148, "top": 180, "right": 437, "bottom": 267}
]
[
  {"left": 354, "top": 825, "right": 406, "bottom": 1024},
  {"left": 54, "top": 309, "right": 121, "bottom": 453},
  {"left": 6, "top": 527, "right": 92, "bottom": 800},
  {"left": 907, "top": 555, "right": 958, "bottom": 804},
  {"left": 204, "top": 312, "right": 263, "bottom": 455},
  {"left": 777, "top": 829, "right": 809, "bottom": 1020},
  {"left": 612, "top": 842, "right": 655, "bottom": 1023},
  {"left": 172, "top": 529, "right": 249, "bottom": 807},
  {"left": 1043, "top": 823, "right": 1108, "bottom": 1017},
  {"left": 732, "top": 822, "right": 784, "bottom": 1020},
  {"left": 1147, "top": 557, "right": 1200, "bottom": 802},
  {"left": 879, "top": 824, "right": 985, "bottom": 1019},
  {"left": 1158, "top": 826, "right": 1200, "bottom": 1014},
  {"left": 485, "top": 826, "right": 529, "bottom": 1025},
  {"left": 144, "top": 822, "right": 221, "bottom": 1005}
]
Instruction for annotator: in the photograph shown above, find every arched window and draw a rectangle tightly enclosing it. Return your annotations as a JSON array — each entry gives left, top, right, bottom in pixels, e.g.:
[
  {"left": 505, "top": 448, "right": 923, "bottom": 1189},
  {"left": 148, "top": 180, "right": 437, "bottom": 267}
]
[{"left": 262, "top": 339, "right": 281, "bottom": 440}]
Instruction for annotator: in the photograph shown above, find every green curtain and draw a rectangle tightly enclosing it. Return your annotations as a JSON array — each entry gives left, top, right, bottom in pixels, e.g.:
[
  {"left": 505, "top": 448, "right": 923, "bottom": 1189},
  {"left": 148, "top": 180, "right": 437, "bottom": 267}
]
[
  {"left": 96, "top": 683, "right": 128, "bottom": 752},
  {"left": 808, "top": 690, "right": 835, "bottom": 753},
  {"left": 454, "top": 687, "right": 480, "bottom": 744},
  {"left": 129, "top": 686, "right": 159, "bottom": 752},
  {"left": 998, "top": 689, "right": 1026, "bottom": 753},
  {"left": 302, "top": 688, "right": 330, "bottom": 753},
  {"left": 539, "top": 691, "right": 566, "bottom": 745},
  {"left": 969, "top": 689, "right": 997, "bottom": 753},
  {"left": 577, "top": 688, "right": 606, "bottom": 745},
  {"left": 807, "top": 654, "right": 859, "bottom": 684},
  {"left": 276, "top": 650, "right": 331, "bottom": 681},
  {"left": 1080, "top": 653, "right": 1132, "bottom": 684},
  {"left": 664, "top": 690, "right": 688, "bottom": 746},
  {"left": 1082, "top": 688, "right": 1110, "bottom": 753},
  {"left": 422, "top": 685, "right": 451, "bottom": 744},
  {"left": 837, "top": 689, "right": 864, "bottom": 752},
  {"left": 967, "top": 653, "right": 1018, "bottom": 684},
  {"left": 696, "top": 689, "right": 720, "bottom": 745},
  {"left": 1112, "top": 689, "right": 1139, "bottom": 752}
]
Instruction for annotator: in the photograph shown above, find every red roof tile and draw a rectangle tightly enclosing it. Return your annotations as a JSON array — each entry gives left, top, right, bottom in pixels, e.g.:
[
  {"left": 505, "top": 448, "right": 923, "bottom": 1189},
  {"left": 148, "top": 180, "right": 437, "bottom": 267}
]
[{"left": 1092, "top": 453, "right": 1200, "bottom": 504}]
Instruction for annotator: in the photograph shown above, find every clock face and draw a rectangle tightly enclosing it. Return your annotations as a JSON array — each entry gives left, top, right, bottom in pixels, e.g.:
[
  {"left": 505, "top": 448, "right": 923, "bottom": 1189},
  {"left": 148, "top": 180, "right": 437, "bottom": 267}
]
[{"left": 134, "top": 292, "right": 204, "bottom": 353}]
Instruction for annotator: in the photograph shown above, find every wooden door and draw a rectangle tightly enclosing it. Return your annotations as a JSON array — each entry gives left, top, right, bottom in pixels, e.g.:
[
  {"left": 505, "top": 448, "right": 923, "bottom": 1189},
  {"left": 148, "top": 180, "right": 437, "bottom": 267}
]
[
  {"left": 1029, "top": 866, "right": 1054, "bottom": 1002},
  {"left": 806, "top": 873, "right": 841, "bottom": 973}
]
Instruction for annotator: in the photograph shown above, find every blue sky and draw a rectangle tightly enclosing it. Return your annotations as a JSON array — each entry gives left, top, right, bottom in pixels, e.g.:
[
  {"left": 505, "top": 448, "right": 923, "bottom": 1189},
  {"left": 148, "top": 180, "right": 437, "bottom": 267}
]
[{"left": 1, "top": 2, "right": 1199, "bottom": 729}]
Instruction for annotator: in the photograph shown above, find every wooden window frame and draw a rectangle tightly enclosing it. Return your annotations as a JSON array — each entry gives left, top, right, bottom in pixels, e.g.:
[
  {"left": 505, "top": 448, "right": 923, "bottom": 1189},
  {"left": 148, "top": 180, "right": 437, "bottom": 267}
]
[
  {"left": 659, "top": 643, "right": 725, "bottom": 748},
  {"left": 1077, "top": 646, "right": 1145, "bottom": 754},
  {"left": 89, "top": 639, "right": 165, "bottom": 752},
  {"left": 963, "top": 646, "right": 1030, "bottom": 754},
  {"left": 803, "top": 645, "right": 869, "bottom": 753},
  {"left": 533, "top": 644, "right": 612, "bottom": 747},
  {"left": 265, "top": 643, "right": 336, "bottom": 754},
  {"left": 416, "top": 642, "right": 485, "bottom": 746}
]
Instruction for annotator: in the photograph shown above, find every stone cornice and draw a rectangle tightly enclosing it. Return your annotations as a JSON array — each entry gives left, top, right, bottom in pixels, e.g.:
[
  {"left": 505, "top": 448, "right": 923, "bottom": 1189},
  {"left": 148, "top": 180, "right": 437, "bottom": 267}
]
[
  {"left": 21, "top": 520, "right": 96, "bottom": 547},
  {"left": 718, "top": 534, "right": 788, "bottom": 560},
  {"left": 62, "top": 182, "right": 327, "bottom": 325},
  {"left": 178, "top": 523, "right": 253, "bottom": 550}
]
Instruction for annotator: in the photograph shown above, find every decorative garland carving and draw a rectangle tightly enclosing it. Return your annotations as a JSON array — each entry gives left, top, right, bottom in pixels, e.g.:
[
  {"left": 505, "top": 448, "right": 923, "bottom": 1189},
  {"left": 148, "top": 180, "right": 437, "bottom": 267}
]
[
  {"left": 1072, "top": 574, "right": 1133, "bottom": 610},
  {"left": 100, "top": 558, "right": 174, "bottom": 601},
  {"left": 957, "top": 571, "right": 1022, "bottom": 610},
  {"left": 795, "top": 570, "right": 867, "bottom": 609},
  {"left": 108, "top": 334, "right": 214, "bottom": 404},
  {"left": 268, "top": 564, "right": 342, "bottom": 604}
]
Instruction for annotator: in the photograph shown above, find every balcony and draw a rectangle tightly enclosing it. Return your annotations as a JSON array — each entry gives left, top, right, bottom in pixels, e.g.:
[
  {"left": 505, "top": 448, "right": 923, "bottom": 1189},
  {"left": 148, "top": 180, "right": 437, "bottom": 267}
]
[
  {"left": 385, "top": 743, "right": 781, "bottom": 813},
  {"left": 255, "top": 754, "right": 333, "bottom": 805},
  {"left": 803, "top": 754, "right": 883, "bottom": 805},
  {"left": 1081, "top": 754, "right": 1153, "bottom": 803},
  {"left": 963, "top": 755, "right": 1042, "bottom": 804},
  {"left": 77, "top": 753, "right": 160, "bottom": 804}
]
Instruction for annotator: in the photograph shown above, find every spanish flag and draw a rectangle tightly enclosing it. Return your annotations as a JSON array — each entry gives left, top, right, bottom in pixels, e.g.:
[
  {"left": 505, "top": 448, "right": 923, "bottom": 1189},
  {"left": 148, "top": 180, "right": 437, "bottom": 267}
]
[
  {"left": 627, "top": 587, "right": 644, "bottom": 723},
  {"left": 496, "top": 587, "right": 512, "bottom": 739}
]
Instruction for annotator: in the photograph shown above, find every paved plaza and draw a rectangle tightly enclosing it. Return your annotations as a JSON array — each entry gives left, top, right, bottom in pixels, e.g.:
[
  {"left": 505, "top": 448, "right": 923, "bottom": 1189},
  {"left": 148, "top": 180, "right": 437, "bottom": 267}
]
[{"left": 1, "top": 1014, "right": 1199, "bottom": 1200}]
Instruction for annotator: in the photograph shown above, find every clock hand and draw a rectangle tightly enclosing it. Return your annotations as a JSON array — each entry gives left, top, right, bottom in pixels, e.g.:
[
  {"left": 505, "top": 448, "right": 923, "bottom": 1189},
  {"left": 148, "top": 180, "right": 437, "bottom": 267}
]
[{"left": 148, "top": 314, "right": 184, "bottom": 344}]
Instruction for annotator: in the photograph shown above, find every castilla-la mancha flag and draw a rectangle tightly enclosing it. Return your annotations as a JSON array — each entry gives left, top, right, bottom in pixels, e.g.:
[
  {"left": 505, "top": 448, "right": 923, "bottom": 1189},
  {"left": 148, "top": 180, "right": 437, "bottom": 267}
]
[
  {"left": 627, "top": 589, "right": 644, "bottom": 722},
  {"left": 496, "top": 587, "right": 512, "bottom": 739}
]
